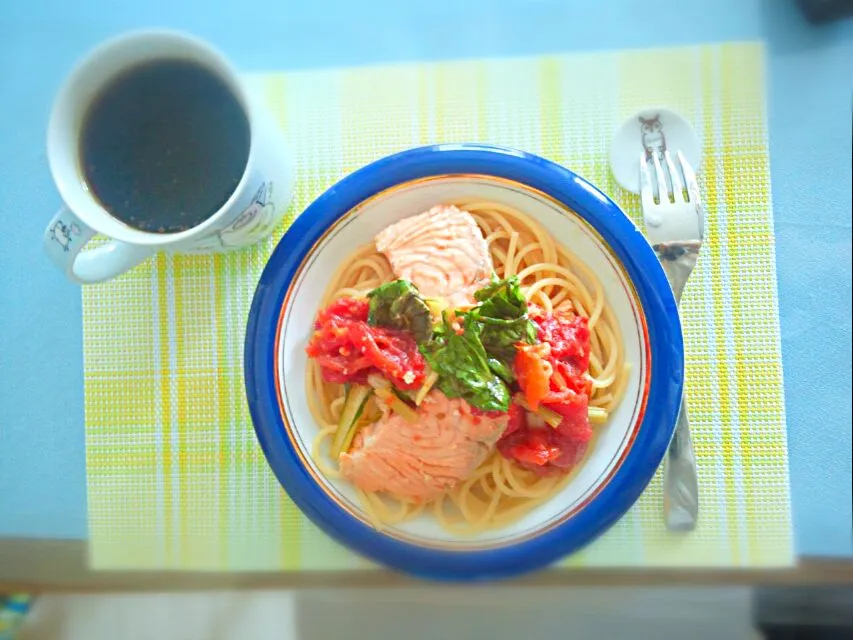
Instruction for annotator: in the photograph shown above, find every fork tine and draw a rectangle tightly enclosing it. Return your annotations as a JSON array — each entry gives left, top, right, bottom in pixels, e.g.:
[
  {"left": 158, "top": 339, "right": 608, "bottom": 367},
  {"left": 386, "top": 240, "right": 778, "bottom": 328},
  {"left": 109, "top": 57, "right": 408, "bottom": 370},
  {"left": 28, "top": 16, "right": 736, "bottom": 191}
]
[
  {"left": 651, "top": 152, "right": 670, "bottom": 203},
  {"left": 677, "top": 150, "right": 699, "bottom": 202},
  {"left": 639, "top": 153, "right": 655, "bottom": 210},
  {"left": 677, "top": 150, "right": 704, "bottom": 236},
  {"left": 664, "top": 151, "right": 685, "bottom": 203}
]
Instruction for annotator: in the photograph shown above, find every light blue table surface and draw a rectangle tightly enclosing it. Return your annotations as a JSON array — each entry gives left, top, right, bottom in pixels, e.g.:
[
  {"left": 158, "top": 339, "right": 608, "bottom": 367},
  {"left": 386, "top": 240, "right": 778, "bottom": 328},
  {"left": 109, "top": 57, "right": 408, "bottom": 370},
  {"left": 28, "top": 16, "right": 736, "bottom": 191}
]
[{"left": 1, "top": 0, "right": 851, "bottom": 559}]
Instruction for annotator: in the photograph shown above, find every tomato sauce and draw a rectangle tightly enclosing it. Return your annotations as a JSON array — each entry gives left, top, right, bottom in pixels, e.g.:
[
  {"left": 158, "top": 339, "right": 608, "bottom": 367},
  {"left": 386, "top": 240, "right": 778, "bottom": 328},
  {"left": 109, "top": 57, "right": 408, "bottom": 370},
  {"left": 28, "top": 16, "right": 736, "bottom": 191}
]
[
  {"left": 305, "top": 298, "right": 426, "bottom": 390},
  {"left": 532, "top": 309, "right": 591, "bottom": 373},
  {"left": 497, "top": 311, "right": 593, "bottom": 475}
]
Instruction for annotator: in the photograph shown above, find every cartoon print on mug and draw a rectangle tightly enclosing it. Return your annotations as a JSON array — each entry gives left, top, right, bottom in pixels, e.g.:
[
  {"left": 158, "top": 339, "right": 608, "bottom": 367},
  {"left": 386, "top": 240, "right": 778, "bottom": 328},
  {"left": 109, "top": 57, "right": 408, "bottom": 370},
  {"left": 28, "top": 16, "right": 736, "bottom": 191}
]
[
  {"left": 639, "top": 114, "right": 666, "bottom": 160},
  {"left": 217, "top": 181, "right": 277, "bottom": 247},
  {"left": 48, "top": 219, "right": 81, "bottom": 252}
]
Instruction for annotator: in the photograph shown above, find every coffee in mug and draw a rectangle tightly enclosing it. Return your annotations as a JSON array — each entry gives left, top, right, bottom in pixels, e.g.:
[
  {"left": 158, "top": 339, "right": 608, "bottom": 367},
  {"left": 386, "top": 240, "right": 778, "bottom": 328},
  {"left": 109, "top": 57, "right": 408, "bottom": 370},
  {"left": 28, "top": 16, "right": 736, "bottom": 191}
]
[{"left": 44, "top": 30, "right": 293, "bottom": 284}]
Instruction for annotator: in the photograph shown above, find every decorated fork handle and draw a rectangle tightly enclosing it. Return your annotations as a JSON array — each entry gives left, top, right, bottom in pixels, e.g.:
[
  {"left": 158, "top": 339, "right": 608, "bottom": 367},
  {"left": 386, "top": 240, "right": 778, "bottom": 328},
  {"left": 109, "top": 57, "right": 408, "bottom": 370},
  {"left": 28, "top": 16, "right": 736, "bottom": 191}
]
[{"left": 655, "top": 240, "right": 700, "bottom": 532}]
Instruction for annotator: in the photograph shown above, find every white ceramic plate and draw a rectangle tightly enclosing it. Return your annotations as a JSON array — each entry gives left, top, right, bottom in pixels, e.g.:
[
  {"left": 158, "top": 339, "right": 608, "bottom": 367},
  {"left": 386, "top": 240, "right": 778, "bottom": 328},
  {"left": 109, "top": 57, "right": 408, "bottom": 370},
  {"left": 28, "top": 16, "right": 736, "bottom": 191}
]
[{"left": 245, "top": 144, "right": 683, "bottom": 580}]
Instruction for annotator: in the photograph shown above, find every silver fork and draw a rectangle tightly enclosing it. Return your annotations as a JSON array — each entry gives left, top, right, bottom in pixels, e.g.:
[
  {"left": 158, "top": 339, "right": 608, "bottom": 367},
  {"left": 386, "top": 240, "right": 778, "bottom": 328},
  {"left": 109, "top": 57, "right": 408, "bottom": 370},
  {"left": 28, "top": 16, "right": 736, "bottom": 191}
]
[{"left": 640, "top": 150, "right": 703, "bottom": 532}]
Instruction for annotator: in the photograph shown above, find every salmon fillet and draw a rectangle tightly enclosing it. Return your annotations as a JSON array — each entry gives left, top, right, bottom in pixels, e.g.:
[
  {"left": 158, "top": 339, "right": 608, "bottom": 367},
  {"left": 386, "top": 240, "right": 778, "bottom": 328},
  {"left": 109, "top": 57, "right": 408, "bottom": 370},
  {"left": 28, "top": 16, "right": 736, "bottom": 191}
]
[
  {"left": 339, "top": 392, "right": 508, "bottom": 502},
  {"left": 374, "top": 205, "right": 494, "bottom": 308}
]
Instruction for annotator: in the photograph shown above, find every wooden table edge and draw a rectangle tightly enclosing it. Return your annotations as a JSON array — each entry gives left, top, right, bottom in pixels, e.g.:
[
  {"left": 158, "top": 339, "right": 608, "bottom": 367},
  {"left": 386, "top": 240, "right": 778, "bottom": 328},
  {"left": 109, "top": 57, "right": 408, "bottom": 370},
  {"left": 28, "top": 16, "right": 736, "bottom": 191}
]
[{"left": 2, "top": 539, "right": 852, "bottom": 591}]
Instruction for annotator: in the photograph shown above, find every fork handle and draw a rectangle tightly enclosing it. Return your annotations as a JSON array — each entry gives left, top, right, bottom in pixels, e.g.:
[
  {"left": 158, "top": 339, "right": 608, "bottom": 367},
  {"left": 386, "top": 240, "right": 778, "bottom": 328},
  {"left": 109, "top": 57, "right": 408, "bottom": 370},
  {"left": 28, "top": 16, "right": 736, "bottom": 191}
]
[
  {"left": 654, "top": 240, "right": 701, "bottom": 532},
  {"left": 664, "top": 395, "right": 699, "bottom": 531},
  {"left": 654, "top": 241, "right": 700, "bottom": 302}
]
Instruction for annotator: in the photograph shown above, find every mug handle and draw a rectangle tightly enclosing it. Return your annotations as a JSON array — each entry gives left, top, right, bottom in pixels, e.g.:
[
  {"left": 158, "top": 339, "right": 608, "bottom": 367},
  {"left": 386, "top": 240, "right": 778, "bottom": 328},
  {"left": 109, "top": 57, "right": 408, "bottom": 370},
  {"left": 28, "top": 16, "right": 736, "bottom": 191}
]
[{"left": 43, "top": 208, "right": 154, "bottom": 284}]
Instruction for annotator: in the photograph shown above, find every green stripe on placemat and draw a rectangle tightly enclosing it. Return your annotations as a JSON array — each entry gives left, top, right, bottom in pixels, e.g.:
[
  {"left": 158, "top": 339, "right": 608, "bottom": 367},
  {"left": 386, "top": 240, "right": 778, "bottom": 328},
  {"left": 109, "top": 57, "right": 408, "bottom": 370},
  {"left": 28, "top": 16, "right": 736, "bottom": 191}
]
[{"left": 83, "top": 41, "right": 792, "bottom": 571}]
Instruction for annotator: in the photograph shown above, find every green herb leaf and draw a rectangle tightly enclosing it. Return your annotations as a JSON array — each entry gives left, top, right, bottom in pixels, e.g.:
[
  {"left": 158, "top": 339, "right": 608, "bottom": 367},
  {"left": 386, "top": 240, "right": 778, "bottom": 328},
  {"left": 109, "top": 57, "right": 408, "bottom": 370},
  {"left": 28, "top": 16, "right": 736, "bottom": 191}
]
[
  {"left": 367, "top": 280, "right": 433, "bottom": 343},
  {"left": 419, "top": 313, "right": 511, "bottom": 412},
  {"left": 468, "top": 276, "right": 537, "bottom": 382},
  {"left": 413, "top": 276, "right": 535, "bottom": 412}
]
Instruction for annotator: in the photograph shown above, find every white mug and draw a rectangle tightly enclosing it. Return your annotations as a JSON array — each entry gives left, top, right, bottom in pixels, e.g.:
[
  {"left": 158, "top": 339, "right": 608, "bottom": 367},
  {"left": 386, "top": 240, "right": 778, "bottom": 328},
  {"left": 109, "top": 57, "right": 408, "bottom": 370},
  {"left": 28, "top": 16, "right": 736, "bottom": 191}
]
[{"left": 43, "top": 30, "right": 293, "bottom": 284}]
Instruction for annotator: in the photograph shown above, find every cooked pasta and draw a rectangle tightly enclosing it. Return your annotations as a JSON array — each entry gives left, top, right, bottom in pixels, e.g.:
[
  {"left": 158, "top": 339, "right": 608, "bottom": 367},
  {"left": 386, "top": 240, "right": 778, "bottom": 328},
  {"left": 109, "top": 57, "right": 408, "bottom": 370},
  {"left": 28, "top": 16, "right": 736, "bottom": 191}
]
[{"left": 305, "top": 200, "right": 628, "bottom": 532}]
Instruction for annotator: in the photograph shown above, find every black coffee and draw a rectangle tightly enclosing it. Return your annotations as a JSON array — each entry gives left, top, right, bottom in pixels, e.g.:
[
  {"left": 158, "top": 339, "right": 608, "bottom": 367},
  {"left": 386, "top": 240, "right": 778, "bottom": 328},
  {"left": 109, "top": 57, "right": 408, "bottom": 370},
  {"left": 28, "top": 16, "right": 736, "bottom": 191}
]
[{"left": 79, "top": 59, "right": 250, "bottom": 234}]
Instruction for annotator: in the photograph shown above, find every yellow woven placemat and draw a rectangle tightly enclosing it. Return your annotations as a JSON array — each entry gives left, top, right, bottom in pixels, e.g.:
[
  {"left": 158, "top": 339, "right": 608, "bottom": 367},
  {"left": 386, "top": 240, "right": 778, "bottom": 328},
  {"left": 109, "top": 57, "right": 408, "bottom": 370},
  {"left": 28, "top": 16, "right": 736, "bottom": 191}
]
[{"left": 84, "top": 41, "right": 792, "bottom": 570}]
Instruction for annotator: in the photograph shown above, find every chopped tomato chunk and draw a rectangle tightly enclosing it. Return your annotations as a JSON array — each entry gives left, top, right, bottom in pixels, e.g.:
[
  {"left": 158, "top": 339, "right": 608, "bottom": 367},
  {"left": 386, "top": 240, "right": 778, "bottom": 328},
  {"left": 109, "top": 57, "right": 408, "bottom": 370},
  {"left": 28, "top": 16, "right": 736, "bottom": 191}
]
[
  {"left": 514, "top": 343, "right": 551, "bottom": 410},
  {"left": 498, "top": 310, "right": 594, "bottom": 475},
  {"left": 530, "top": 308, "right": 590, "bottom": 373},
  {"left": 306, "top": 297, "right": 426, "bottom": 389},
  {"left": 500, "top": 430, "right": 562, "bottom": 467}
]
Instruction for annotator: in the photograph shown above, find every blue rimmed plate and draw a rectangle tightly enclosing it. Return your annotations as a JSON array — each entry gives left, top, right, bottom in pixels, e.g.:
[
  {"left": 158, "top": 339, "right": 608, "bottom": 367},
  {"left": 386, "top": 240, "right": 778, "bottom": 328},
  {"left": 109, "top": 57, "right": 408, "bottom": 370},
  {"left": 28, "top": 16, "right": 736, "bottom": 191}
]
[{"left": 244, "top": 144, "right": 683, "bottom": 580}]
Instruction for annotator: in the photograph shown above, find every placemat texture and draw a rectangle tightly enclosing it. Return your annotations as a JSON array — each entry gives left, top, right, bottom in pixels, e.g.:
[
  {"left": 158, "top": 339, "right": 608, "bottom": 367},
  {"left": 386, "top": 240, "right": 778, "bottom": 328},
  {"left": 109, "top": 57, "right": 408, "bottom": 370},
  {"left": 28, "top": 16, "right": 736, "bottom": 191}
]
[{"left": 84, "top": 41, "right": 792, "bottom": 571}]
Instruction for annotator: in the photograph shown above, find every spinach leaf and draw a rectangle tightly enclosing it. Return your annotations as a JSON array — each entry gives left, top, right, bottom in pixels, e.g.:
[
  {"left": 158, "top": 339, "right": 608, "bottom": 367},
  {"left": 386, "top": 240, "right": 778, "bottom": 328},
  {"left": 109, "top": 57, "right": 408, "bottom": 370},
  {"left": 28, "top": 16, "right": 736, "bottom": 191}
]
[
  {"left": 419, "top": 313, "right": 511, "bottom": 413},
  {"left": 367, "top": 280, "right": 432, "bottom": 343},
  {"left": 413, "top": 276, "right": 535, "bottom": 412},
  {"left": 475, "top": 276, "right": 525, "bottom": 316},
  {"left": 468, "top": 276, "right": 537, "bottom": 382}
]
